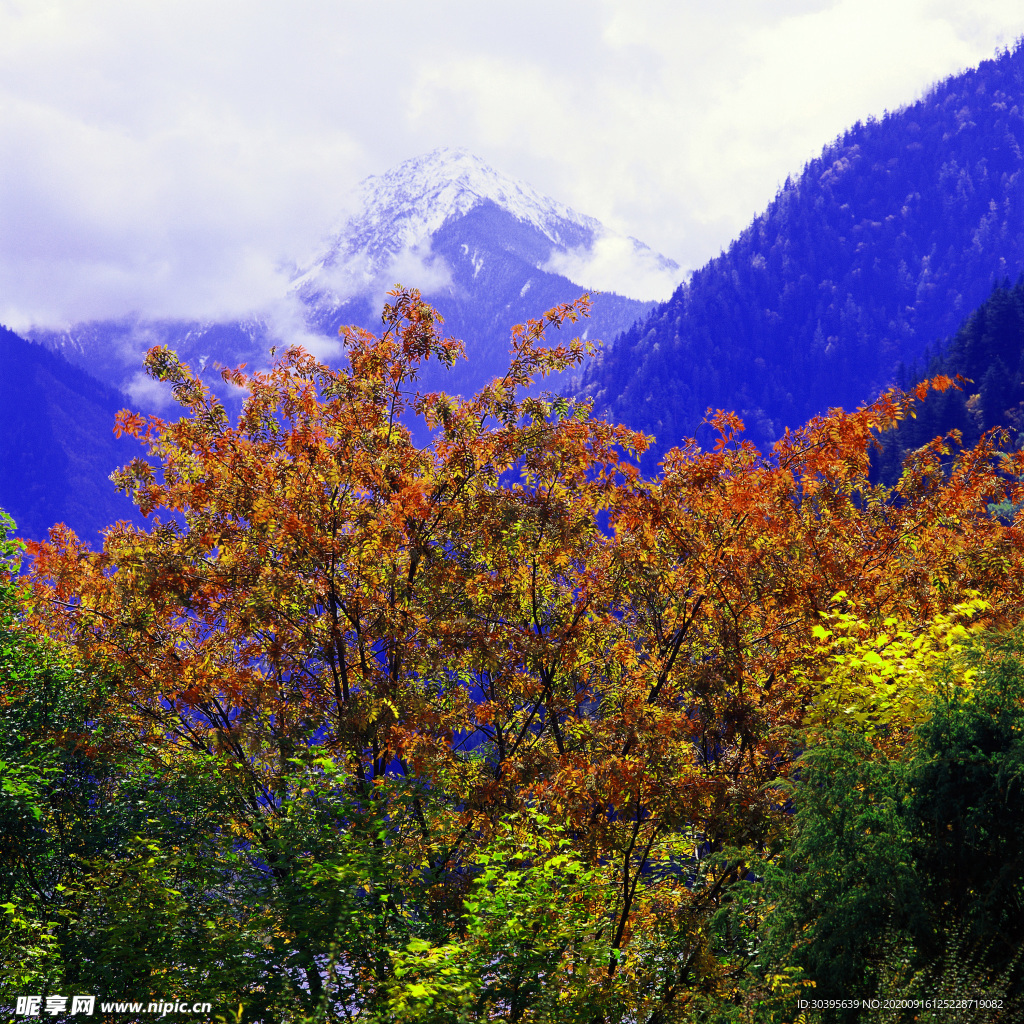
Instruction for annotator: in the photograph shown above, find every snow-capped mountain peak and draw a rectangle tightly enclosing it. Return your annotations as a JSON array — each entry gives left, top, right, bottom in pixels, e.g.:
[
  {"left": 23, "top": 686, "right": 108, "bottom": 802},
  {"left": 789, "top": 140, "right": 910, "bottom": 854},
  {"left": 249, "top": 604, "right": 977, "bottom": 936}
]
[
  {"left": 27, "top": 147, "right": 679, "bottom": 423},
  {"left": 309, "top": 147, "right": 603, "bottom": 275}
]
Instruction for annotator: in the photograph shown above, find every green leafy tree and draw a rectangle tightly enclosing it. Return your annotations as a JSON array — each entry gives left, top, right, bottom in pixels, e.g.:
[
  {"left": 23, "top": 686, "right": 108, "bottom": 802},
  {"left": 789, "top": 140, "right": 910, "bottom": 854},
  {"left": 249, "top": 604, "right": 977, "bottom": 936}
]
[
  {"left": 757, "top": 629, "right": 1024, "bottom": 1023},
  {"left": 0, "top": 509, "right": 87, "bottom": 994},
  {"left": 907, "top": 631, "right": 1024, "bottom": 978}
]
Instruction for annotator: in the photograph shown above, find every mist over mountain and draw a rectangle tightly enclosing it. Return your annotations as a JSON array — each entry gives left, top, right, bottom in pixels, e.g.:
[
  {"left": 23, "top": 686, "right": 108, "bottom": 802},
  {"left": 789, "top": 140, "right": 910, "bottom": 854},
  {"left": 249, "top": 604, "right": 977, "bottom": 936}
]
[
  {"left": 577, "top": 41, "right": 1024, "bottom": 468},
  {"left": 28, "top": 149, "right": 674, "bottom": 406}
]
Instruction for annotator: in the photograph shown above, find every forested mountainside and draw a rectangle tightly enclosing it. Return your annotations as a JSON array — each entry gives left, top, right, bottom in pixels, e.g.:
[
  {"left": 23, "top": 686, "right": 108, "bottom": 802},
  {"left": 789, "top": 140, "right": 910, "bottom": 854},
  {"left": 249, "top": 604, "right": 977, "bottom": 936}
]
[
  {"left": 0, "top": 325, "right": 141, "bottom": 542},
  {"left": 874, "top": 275, "right": 1024, "bottom": 482},
  {"left": 578, "top": 41, "right": 1024, "bottom": 468}
]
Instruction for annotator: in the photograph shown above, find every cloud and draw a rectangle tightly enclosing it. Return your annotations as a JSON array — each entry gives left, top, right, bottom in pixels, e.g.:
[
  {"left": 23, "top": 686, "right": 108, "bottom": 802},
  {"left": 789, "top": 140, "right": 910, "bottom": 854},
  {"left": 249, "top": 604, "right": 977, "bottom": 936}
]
[
  {"left": 376, "top": 246, "right": 453, "bottom": 303},
  {"left": 0, "top": 0, "right": 1021, "bottom": 330},
  {"left": 262, "top": 296, "right": 344, "bottom": 363},
  {"left": 0, "top": 0, "right": 368, "bottom": 330},
  {"left": 297, "top": 240, "right": 454, "bottom": 318},
  {"left": 0, "top": 91, "right": 362, "bottom": 329},
  {"left": 543, "top": 234, "right": 684, "bottom": 302},
  {"left": 406, "top": 0, "right": 1024, "bottom": 264},
  {"left": 123, "top": 370, "right": 177, "bottom": 412}
]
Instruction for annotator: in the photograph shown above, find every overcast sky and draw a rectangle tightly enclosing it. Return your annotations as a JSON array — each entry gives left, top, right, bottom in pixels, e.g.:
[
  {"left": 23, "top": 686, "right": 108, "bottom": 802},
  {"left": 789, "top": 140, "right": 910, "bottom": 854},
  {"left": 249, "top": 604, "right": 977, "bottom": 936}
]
[{"left": 1, "top": 0, "right": 1022, "bottom": 330}]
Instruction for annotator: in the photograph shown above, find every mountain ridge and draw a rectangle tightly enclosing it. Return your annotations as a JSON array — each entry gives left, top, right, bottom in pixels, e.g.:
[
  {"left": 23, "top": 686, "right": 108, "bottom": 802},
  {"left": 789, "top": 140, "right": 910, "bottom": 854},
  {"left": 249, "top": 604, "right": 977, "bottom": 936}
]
[
  {"left": 307, "top": 148, "right": 604, "bottom": 273},
  {"left": 0, "top": 323, "right": 143, "bottom": 543},
  {"left": 576, "top": 40, "right": 1024, "bottom": 468},
  {"left": 28, "top": 148, "right": 673, "bottom": 405}
]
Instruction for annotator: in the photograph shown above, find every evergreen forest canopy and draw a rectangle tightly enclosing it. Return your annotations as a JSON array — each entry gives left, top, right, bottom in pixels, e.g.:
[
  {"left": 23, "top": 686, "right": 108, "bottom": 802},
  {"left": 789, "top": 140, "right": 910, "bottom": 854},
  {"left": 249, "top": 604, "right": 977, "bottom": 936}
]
[
  {"left": 578, "top": 40, "right": 1024, "bottom": 472},
  {"left": 2, "top": 290, "right": 1024, "bottom": 1022},
  {"left": 876, "top": 274, "right": 1024, "bottom": 482}
]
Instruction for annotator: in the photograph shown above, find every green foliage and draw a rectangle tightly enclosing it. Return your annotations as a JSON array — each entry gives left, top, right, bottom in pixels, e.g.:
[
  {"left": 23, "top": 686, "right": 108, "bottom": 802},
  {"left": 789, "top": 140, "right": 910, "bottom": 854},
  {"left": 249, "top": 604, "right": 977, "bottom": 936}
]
[
  {"left": 758, "top": 731, "right": 923, "bottom": 1015},
  {"left": 758, "top": 628, "right": 1024, "bottom": 1023},
  {"left": 803, "top": 592, "right": 989, "bottom": 740},
  {"left": 0, "top": 728, "right": 475, "bottom": 1019},
  {"left": 385, "top": 808, "right": 610, "bottom": 1022},
  {"left": 0, "top": 510, "right": 385, "bottom": 1014},
  {"left": 906, "top": 632, "right": 1024, "bottom": 976},
  {"left": 859, "top": 928, "right": 1019, "bottom": 1024},
  {"left": 0, "top": 509, "right": 88, "bottom": 993}
]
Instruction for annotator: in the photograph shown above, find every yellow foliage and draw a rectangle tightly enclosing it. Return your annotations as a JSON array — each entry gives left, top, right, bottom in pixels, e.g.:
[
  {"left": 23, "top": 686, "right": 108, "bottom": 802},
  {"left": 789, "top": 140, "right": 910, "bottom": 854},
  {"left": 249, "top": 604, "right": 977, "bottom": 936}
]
[{"left": 803, "top": 590, "right": 989, "bottom": 742}]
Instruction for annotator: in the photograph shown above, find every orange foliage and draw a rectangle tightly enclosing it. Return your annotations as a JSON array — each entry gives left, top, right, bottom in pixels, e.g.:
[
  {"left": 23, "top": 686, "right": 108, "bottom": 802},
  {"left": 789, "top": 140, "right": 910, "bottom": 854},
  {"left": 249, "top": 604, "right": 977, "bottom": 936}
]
[{"left": 24, "top": 288, "right": 1024, "bottom": 985}]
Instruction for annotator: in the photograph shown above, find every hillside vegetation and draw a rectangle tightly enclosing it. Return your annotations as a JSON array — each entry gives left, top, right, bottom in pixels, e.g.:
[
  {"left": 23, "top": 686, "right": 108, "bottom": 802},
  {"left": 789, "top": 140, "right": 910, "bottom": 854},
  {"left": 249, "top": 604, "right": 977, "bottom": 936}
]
[
  {"left": 579, "top": 41, "right": 1024, "bottom": 468},
  {"left": 875, "top": 275, "right": 1024, "bottom": 481},
  {"left": 3, "top": 292, "right": 1023, "bottom": 1021}
]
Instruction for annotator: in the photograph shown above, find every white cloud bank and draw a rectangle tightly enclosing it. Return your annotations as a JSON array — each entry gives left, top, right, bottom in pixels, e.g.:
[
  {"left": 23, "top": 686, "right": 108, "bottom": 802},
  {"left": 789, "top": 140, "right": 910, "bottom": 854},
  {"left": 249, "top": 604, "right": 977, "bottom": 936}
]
[
  {"left": 299, "top": 244, "right": 454, "bottom": 317},
  {"left": 544, "top": 234, "right": 684, "bottom": 302},
  {"left": 0, "top": 0, "right": 1021, "bottom": 329}
]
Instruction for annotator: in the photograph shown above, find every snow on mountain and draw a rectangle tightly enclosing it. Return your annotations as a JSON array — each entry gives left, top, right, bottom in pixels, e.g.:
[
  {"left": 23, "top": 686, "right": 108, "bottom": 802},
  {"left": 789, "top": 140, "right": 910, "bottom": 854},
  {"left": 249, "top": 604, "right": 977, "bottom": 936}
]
[
  {"left": 307, "top": 148, "right": 603, "bottom": 275},
  {"left": 297, "top": 147, "right": 681, "bottom": 302},
  {"left": 28, "top": 149, "right": 677, "bottom": 404}
]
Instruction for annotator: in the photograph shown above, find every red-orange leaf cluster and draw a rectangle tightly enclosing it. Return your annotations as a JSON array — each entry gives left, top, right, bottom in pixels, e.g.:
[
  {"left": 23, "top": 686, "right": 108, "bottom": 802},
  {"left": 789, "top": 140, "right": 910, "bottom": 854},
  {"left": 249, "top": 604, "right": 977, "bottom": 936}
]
[{"left": 24, "top": 288, "right": 1024, "bottom": 995}]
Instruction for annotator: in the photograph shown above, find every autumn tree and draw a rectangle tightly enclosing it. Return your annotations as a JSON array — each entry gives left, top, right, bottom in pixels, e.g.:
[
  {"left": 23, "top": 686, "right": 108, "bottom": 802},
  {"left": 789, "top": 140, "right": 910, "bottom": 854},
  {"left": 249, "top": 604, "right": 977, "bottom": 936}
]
[
  {"left": 20, "top": 288, "right": 1024, "bottom": 1019},
  {"left": 0, "top": 508, "right": 288, "bottom": 1009}
]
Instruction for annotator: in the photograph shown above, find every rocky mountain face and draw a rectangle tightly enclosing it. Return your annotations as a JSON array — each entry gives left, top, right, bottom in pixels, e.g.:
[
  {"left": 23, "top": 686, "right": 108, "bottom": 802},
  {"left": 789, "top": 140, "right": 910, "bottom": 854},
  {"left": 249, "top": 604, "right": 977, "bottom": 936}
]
[
  {"left": 577, "top": 41, "right": 1024, "bottom": 470},
  {"left": 29, "top": 149, "right": 675, "bottom": 405}
]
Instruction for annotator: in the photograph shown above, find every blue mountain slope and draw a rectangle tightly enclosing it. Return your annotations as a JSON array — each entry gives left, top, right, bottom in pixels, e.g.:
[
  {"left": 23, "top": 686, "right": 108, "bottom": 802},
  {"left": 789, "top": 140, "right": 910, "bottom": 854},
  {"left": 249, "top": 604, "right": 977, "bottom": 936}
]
[
  {"left": 578, "top": 41, "right": 1024, "bottom": 467},
  {"left": 0, "top": 325, "right": 143, "bottom": 543}
]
